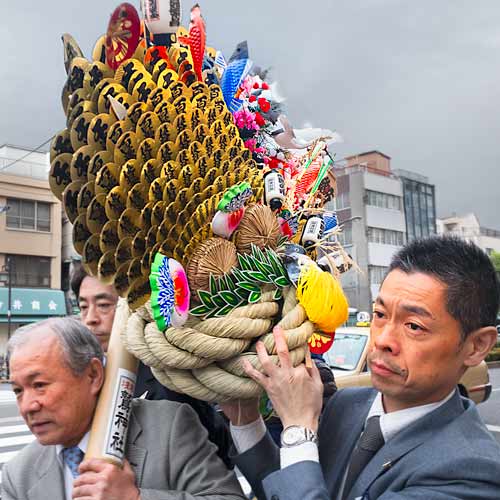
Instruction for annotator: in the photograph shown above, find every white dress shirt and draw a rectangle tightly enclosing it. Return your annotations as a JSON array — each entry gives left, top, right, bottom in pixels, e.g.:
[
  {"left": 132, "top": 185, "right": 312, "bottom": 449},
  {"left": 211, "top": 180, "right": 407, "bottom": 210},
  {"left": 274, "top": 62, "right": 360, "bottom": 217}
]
[
  {"left": 230, "top": 389, "right": 456, "bottom": 488},
  {"left": 55, "top": 432, "right": 89, "bottom": 500}
]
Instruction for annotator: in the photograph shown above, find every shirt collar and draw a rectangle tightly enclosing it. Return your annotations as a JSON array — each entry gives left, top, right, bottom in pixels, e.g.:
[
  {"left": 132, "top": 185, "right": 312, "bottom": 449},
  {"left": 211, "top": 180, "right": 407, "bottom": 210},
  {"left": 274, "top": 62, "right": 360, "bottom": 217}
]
[
  {"left": 55, "top": 431, "right": 90, "bottom": 463},
  {"left": 366, "top": 390, "right": 455, "bottom": 442}
]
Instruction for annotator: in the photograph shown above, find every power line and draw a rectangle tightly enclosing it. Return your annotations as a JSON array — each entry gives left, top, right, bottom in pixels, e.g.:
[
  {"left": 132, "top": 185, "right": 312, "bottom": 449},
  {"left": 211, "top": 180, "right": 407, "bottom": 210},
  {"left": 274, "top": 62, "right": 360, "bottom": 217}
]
[{"left": 0, "top": 136, "right": 55, "bottom": 172}]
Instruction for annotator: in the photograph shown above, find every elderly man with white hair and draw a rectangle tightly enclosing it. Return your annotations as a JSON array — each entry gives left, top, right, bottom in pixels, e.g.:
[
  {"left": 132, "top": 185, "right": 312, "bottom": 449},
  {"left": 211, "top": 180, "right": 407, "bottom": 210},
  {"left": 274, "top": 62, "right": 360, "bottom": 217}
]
[{"left": 2, "top": 317, "right": 245, "bottom": 500}]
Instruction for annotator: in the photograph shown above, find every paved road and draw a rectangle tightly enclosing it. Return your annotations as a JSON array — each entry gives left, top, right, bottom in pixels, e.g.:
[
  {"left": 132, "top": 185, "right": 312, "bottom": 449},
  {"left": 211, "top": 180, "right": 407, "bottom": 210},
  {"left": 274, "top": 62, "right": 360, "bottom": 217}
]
[
  {"left": 478, "top": 366, "right": 500, "bottom": 444},
  {"left": 0, "top": 370, "right": 498, "bottom": 491},
  {"left": 0, "top": 387, "right": 34, "bottom": 487}
]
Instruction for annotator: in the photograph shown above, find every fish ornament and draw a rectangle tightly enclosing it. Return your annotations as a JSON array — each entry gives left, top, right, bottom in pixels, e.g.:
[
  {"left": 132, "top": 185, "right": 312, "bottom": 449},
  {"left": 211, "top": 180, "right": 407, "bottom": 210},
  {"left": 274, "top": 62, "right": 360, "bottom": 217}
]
[
  {"left": 220, "top": 58, "right": 253, "bottom": 112},
  {"left": 177, "top": 4, "right": 206, "bottom": 82}
]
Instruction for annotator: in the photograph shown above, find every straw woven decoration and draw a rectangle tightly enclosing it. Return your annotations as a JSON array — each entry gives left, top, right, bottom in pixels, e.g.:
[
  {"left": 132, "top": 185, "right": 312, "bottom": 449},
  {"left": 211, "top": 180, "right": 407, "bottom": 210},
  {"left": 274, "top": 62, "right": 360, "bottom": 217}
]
[
  {"left": 187, "top": 237, "right": 238, "bottom": 292},
  {"left": 235, "top": 204, "right": 281, "bottom": 254}
]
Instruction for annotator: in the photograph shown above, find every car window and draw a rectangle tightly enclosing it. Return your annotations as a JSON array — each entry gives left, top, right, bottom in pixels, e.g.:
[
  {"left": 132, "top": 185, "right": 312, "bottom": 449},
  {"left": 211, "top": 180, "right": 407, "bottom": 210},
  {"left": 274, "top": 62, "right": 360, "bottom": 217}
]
[{"left": 324, "top": 333, "right": 367, "bottom": 370}]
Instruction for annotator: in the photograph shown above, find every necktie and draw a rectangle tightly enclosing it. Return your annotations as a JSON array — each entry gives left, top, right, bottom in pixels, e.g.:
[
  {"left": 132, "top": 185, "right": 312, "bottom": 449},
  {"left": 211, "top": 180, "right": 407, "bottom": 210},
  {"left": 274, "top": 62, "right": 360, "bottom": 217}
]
[
  {"left": 62, "top": 446, "right": 84, "bottom": 479},
  {"left": 342, "top": 416, "right": 385, "bottom": 500}
]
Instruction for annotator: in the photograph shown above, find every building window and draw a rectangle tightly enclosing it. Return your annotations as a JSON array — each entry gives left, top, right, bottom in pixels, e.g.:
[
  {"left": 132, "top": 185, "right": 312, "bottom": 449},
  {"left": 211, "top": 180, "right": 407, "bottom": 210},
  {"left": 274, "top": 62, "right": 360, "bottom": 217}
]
[
  {"left": 337, "top": 224, "right": 352, "bottom": 246},
  {"left": 6, "top": 255, "right": 51, "bottom": 288},
  {"left": 402, "top": 180, "right": 436, "bottom": 241},
  {"left": 366, "top": 190, "right": 402, "bottom": 211},
  {"left": 335, "top": 192, "right": 350, "bottom": 210},
  {"left": 369, "top": 265, "right": 388, "bottom": 284},
  {"left": 368, "top": 227, "right": 405, "bottom": 246},
  {"left": 6, "top": 198, "right": 51, "bottom": 232}
]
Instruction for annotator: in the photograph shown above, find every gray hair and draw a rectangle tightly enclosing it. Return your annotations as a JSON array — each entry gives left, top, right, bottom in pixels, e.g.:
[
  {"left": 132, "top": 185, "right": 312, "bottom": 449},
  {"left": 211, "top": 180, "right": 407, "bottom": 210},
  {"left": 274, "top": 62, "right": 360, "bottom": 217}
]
[{"left": 7, "top": 317, "right": 104, "bottom": 376}]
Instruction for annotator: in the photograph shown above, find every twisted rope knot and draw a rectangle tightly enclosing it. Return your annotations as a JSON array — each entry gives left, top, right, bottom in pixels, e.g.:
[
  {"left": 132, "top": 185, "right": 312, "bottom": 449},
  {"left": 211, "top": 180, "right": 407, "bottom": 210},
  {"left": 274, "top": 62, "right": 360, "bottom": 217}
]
[{"left": 124, "top": 286, "right": 311, "bottom": 402}]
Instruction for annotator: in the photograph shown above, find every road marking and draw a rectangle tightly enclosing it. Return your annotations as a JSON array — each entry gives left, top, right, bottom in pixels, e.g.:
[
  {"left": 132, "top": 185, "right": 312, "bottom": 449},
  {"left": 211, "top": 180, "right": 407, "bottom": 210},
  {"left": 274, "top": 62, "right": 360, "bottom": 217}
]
[
  {"left": 487, "top": 424, "right": 500, "bottom": 433},
  {"left": 0, "top": 392, "right": 16, "bottom": 405},
  {"left": 0, "top": 416, "right": 24, "bottom": 425},
  {"left": 491, "top": 388, "right": 500, "bottom": 392},
  {"left": 0, "top": 449, "right": 21, "bottom": 465},
  {"left": 0, "top": 434, "right": 34, "bottom": 448},
  {"left": 0, "top": 424, "right": 29, "bottom": 435},
  {"left": 0, "top": 429, "right": 34, "bottom": 486}
]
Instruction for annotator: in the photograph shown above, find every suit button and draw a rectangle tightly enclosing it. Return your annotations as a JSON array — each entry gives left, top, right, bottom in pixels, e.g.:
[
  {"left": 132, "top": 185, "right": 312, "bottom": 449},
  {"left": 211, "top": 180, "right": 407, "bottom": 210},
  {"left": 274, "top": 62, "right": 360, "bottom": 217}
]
[{"left": 271, "top": 496, "right": 279, "bottom": 500}]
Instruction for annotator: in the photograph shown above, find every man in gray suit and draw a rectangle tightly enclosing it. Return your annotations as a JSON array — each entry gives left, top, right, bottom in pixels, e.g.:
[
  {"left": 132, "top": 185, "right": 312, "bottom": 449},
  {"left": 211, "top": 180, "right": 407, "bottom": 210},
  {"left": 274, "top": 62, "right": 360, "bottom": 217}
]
[
  {"left": 2, "top": 317, "right": 245, "bottom": 500},
  {"left": 222, "top": 236, "right": 500, "bottom": 499}
]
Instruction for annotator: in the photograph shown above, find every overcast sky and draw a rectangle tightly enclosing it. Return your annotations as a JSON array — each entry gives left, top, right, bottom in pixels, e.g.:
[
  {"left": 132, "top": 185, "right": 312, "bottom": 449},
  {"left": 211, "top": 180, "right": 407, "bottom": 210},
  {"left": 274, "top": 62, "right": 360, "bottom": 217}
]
[{"left": 1, "top": 0, "right": 499, "bottom": 228}]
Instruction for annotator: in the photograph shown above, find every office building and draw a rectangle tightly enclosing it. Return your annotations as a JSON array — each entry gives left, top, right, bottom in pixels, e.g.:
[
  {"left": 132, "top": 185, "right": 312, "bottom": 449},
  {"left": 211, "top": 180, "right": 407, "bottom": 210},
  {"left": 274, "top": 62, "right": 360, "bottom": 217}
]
[
  {"left": 394, "top": 169, "right": 436, "bottom": 242},
  {"left": 0, "top": 145, "right": 65, "bottom": 357},
  {"left": 327, "top": 151, "right": 406, "bottom": 312}
]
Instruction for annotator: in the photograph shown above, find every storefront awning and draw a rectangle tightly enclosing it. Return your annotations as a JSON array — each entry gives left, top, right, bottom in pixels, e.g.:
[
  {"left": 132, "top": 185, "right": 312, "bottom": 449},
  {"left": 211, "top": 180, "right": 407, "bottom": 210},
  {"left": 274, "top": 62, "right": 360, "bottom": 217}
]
[{"left": 0, "top": 288, "right": 66, "bottom": 322}]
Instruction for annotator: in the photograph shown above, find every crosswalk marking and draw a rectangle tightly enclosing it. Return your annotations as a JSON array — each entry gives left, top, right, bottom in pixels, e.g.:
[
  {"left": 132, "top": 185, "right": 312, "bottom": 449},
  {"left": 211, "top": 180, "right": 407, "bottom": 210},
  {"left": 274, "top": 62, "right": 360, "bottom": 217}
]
[
  {"left": 0, "top": 416, "right": 25, "bottom": 425},
  {"left": 0, "top": 392, "right": 16, "bottom": 405},
  {"left": 1, "top": 424, "right": 29, "bottom": 435},
  {"left": 0, "top": 416, "right": 33, "bottom": 486},
  {"left": 487, "top": 424, "right": 500, "bottom": 433},
  {"left": 0, "top": 434, "right": 34, "bottom": 448}
]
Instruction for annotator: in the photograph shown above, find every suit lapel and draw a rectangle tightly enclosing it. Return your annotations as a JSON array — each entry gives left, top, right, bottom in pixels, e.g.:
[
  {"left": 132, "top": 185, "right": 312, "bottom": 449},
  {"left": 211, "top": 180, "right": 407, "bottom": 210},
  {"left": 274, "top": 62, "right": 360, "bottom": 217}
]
[
  {"left": 349, "top": 390, "right": 465, "bottom": 499},
  {"left": 28, "top": 446, "right": 65, "bottom": 500},
  {"left": 126, "top": 403, "right": 147, "bottom": 486}
]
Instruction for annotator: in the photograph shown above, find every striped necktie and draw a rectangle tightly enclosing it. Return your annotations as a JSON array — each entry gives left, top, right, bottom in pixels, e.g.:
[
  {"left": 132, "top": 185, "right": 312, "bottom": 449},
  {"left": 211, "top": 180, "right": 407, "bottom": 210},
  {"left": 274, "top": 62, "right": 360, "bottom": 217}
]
[{"left": 342, "top": 416, "right": 385, "bottom": 500}]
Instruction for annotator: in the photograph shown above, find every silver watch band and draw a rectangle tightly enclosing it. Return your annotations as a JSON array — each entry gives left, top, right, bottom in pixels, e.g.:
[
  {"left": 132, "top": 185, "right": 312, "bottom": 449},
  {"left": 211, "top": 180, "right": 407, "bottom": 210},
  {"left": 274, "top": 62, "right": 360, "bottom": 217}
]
[{"left": 280, "top": 425, "right": 318, "bottom": 447}]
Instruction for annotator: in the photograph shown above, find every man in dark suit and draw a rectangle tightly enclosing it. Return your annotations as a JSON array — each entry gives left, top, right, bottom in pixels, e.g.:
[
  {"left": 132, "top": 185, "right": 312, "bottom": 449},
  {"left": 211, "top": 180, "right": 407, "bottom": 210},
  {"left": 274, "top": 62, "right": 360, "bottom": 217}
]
[
  {"left": 222, "top": 236, "right": 500, "bottom": 499},
  {"left": 70, "top": 266, "right": 232, "bottom": 467},
  {"left": 2, "top": 317, "right": 245, "bottom": 500}
]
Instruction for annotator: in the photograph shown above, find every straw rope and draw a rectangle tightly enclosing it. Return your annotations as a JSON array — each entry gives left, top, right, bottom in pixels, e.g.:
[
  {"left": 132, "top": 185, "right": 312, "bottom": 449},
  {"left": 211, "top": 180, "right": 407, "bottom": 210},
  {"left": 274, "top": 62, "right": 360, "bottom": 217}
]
[{"left": 124, "top": 286, "right": 310, "bottom": 401}]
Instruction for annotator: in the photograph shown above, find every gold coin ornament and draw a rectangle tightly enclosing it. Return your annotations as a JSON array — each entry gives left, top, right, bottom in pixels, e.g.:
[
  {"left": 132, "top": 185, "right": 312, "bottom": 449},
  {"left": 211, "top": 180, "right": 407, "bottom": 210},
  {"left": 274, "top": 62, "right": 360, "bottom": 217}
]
[
  {"left": 62, "top": 181, "right": 84, "bottom": 224},
  {"left": 98, "top": 250, "right": 117, "bottom": 284},
  {"left": 77, "top": 181, "right": 95, "bottom": 215},
  {"left": 82, "top": 234, "right": 103, "bottom": 276},
  {"left": 72, "top": 213, "right": 92, "bottom": 255},
  {"left": 86, "top": 193, "right": 108, "bottom": 234},
  {"left": 88, "top": 113, "right": 116, "bottom": 150},
  {"left": 70, "top": 145, "right": 94, "bottom": 182},
  {"left": 50, "top": 3, "right": 349, "bottom": 404},
  {"left": 50, "top": 129, "right": 73, "bottom": 161},
  {"left": 50, "top": 153, "right": 73, "bottom": 200},
  {"left": 100, "top": 220, "right": 119, "bottom": 253}
]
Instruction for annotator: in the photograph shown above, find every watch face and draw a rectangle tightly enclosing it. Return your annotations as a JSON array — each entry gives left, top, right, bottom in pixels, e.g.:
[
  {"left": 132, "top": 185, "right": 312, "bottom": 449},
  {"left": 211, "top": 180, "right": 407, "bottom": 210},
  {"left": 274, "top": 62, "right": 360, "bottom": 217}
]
[{"left": 283, "top": 426, "right": 304, "bottom": 445}]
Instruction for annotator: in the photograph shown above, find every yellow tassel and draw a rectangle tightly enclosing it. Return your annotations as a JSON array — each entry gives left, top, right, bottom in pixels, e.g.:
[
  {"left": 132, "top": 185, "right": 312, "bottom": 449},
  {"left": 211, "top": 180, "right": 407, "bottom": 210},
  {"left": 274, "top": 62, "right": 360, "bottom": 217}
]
[{"left": 296, "top": 264, "right": 349, "bottom": 332}]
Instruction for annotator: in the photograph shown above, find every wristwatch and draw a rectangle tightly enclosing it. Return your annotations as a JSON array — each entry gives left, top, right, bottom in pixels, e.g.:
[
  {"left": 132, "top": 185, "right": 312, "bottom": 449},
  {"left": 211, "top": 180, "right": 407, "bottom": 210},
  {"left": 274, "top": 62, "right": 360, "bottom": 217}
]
[{"left": 280, "top": 425, "right": 318, "bottom": 447}]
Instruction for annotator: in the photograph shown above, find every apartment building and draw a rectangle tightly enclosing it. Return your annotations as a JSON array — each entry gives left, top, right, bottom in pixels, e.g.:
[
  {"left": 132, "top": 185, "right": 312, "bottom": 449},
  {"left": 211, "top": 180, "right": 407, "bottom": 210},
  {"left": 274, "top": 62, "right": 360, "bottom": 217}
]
[
  {"left": 0, "top": 145, "right": 65, "bottom": 356},
  {"left": 437, "top": 213, "right": 500, "bottom": 255},
  {"left": 328, "top": 151, "right": 436, "bottom": 312}
]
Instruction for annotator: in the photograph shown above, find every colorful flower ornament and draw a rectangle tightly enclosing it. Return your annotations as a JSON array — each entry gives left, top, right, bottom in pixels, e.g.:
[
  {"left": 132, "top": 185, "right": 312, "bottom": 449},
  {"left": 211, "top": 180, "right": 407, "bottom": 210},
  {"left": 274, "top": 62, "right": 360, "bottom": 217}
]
[
  {"left": 212, "top": 182, "right": 253, "bottom": 238},
  {"left": 212, "top": 208, "right": 246, "bottom": 239},
  {"left": 150, "top": 253, "right": 190, "bottom": 330}
]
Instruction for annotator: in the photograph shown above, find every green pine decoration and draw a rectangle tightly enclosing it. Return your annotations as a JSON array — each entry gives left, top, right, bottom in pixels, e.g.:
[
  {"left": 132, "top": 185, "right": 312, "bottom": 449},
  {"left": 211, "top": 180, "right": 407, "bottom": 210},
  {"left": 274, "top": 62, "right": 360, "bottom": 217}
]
[{"left": 190, "top": 244, "right": 291, "bottom": 319}]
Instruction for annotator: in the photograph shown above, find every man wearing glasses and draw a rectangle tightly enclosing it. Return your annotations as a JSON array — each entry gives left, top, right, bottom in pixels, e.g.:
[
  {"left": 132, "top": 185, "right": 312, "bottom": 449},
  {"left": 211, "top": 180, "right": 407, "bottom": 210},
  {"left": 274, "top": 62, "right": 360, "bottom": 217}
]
[
  {"left": 71, "top": 267, "right": 117, "bottom": 352},
  {"left": 69, "top": 265, "right": 232, "bottom": 467}
]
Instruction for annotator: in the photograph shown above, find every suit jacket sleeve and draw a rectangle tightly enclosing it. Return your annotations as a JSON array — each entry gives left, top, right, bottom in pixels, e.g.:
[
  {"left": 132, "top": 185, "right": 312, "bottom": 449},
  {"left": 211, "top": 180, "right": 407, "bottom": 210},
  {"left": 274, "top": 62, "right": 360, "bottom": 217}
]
[
  {"left": 234, "top": 391, "right": 347, "bottom": 500},
  {"left": 233, "top": 428, "right": 330, "bottom": 500},
  {"left": 1, "top": 461, "right": 17, "bottom": 500},
  {"left": 139, "top": 403, "right": 245, "bottom": 500}
]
